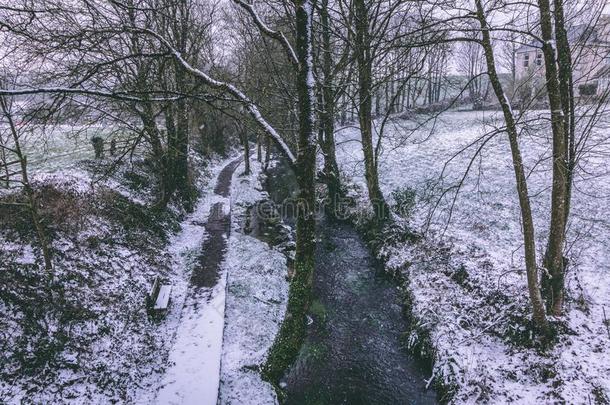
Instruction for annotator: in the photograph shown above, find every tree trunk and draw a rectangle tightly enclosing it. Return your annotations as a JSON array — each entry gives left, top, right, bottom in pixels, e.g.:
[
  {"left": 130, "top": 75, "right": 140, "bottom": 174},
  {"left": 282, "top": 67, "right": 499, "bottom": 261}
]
[
  {"left": 257, "top": 132, "right": 263, "bottom": 162},
  {"left": 354, "top": 0, "right": 390, "bottom": 223},
  {"left": 163, "top": 105, "right": 178, "bottom": 203},
  {"left": 264, "top": 0, "right": 317, "bottom": 383},
  {"left": 340, "top": 91, "right": 347, "bottom": 124},
  {"left": 264, "top": 135, "right": 271, "bottom": 171},
  {"left": 139, "top": 103, "right": 170, "bottom": 207},
  {"left": 242, "top": 131, "right": 251, "bottom": 175},
  {"left": 553, "top": 0, "right": 576, "bottom": 226},
  {"left": 475, "top": 0, "right": 549, "bottom": 331},
  {"left": 538, "top": 0, "right": 569, "bottom": 315},
  {"left": 174, "top": 64, "right": 191, "bottom": 205},
  {"left": 384, "top": 73, "right": 390, "bottom": 114},
  {"left": 319, "top": 0, "right": 343, "bottom": 218},
  {"left": 167, "top": 4, "right": 192, "bottom": 208},
  {"left": 375, "top": 89, "right": 381, "bottom": 117}
]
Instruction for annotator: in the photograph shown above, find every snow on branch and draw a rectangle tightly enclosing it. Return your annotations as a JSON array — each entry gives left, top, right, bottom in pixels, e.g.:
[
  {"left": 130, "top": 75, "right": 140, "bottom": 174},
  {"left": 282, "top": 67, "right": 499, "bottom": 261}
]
[
  {"left": 232, "top": 0, "right": 299, "bottom": 69},
  {"left": 138, "top": 27, "right": 297, "bottom": 164}
]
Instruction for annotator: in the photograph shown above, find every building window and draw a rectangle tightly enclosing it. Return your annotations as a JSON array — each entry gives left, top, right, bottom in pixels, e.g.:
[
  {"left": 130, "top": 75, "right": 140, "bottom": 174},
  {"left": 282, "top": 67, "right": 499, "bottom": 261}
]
[
  {"left": 579, "top": 82, "right": 598, "bottom": 96},
  {"left": 524, "top": 54, "right": 529, "bottom": 67},
  {"left": 536, "top": 53, "right": 543, "bottom": 66}
]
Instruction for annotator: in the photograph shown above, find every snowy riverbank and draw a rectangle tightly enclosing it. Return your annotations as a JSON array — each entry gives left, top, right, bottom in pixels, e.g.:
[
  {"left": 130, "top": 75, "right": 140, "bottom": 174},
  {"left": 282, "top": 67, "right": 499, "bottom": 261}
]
[
  {"left": 335, "top": 110, "right": 610, "bottom": 403},
  {"left": 219, "top": 158, "right": 289, "bottom": 405}
]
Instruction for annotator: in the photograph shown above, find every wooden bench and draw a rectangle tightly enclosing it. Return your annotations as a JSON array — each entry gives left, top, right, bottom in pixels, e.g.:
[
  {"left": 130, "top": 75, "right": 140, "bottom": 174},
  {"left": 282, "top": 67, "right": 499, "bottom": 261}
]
[{"left": 147, "top": 276, "right": 172, "bottom": 313}]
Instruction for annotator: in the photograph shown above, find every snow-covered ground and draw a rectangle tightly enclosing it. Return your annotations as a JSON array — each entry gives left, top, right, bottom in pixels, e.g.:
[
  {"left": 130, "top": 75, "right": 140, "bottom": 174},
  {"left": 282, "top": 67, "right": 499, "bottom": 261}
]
[
  {"left": 0, "top": 115, "right": 289, "bottom": 404},
  {"left": 3, "top": 110, "right": 607, "bottom": 403},
  {"left": 153, "top": 157, "right": 290, "bottom": 405},
  {"left": 334, "top": 110, "right": 610, "bottom": 403},
  {"left": 219, "top": 159, "right": 288, "bottom": 405},
  {"left": 0, "top": 151, "right": 237, "bottom": 403}
]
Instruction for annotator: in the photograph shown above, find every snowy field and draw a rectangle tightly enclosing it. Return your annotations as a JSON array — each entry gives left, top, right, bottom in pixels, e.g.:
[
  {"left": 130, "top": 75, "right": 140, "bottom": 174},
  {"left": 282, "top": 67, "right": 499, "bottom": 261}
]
[
  {"left": 1, "top": 108, "right": 608, "bottom": 403},
  {"left": 335, "top": 110, "right": 610, "bottom": 403},
  {"left": 0, "top": 110, "right": 290, "bottom": 404},
  {"left": 1, "top": 123, "right": 134, "bottom": 175}
]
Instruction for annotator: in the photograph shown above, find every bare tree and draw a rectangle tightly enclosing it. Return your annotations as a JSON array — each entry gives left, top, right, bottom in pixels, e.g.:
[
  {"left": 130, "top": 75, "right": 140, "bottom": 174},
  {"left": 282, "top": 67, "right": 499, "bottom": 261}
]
[
  {"left": 0, "top": 82, "right": 53, "bottom": 271},
  {"left": 315, "top": 0, "right": 345, "bottom": 217},
  {"left": 455, "top": 22, "right": 488, "bottom": 109},
  {"left": 473, "top": 0, "right": 549, "bottom": 331},
  {"left": 229, "top": 0, "right": 319, "bottom": 382},
  {"left": 351, "top": 0, "right": 392, "bottom": 223}
]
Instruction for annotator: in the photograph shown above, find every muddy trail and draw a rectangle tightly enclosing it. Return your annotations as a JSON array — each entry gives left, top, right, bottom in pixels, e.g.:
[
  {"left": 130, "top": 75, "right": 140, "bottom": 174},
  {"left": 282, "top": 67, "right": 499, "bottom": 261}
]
[
  {"left": 265, "top": 159, "right": 437, "bottom": 405},
  {"left": 191, "top": 158, "right": 242, "bottom": 289}
]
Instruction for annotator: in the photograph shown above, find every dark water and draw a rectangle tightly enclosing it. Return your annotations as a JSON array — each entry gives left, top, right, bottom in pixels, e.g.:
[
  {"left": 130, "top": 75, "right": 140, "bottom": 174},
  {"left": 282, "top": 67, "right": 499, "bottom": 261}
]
[
  {"left": 284, "top": 221, "right": 437, "bottom": 405},
  {"left": 265, "top": 159, "right": 437, "bottom": 405}
]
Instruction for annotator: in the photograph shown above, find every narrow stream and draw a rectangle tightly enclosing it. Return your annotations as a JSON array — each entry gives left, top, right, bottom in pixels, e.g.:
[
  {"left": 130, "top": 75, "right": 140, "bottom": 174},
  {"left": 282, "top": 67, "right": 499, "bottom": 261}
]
[{"left": 265, "top": 158, "right": 437, "bottom": 405}]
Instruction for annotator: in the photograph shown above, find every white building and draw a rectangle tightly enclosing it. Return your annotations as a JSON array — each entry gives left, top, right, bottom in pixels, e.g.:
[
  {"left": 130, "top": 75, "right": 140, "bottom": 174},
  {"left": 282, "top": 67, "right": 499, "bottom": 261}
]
[{"left": 515, "top": 15, "right": 610, "bottom": 97}]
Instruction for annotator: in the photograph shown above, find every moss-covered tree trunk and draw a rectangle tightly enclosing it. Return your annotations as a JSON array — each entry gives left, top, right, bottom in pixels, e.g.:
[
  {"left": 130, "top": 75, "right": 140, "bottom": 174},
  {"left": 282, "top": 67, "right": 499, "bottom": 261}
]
[
  {"left": 163, "top": 105, "right": 179, "bottom": 204},
  {"left": 264, "top": 136, "right": 272, "bottom": 171},
  {"left": 138, "top": 103, "right": 171, "bottom": 208},
  {"left": 165, "top": 3, "right": 192, "bottom": 209},
  {"left": 242, "top": 130, "right": 251, "bottom": 175},
  {"left": 257, "top": 132, "right": 263, "bottom": 162},
  {"left": 538, "top": 0, "right": 569, "bottom": 315},
  {"left": 264, "top": 0, "right": 317, "bottom": 383},
  {"left": 173, "top": 63, "right": 191, "bottom": 206}
]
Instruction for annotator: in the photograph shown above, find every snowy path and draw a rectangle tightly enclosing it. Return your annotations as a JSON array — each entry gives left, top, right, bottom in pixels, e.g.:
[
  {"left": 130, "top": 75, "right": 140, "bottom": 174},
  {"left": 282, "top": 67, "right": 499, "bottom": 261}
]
[{"left": 155, "top": 158, "right": 241, "bottom": 405}]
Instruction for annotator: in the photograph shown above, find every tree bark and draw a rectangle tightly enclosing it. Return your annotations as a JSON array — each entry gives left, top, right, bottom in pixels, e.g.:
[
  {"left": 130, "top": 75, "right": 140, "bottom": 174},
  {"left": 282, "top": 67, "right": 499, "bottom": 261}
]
[
  {"left": 538, "top": 0, "right": 570, "bottom": 315},
  {"left": 257, "top": 132, "right": 263, "bottom": 162},
  {"left": 163, "top": 104, "right": 179, "bottom": 204},
  {"left": 319, "top": 0, "right": 343, "bottom": 218},
  {"left": 553, "top": 0, "right": 576, "bottom": 226},
  {"left": 264, "top": 0, "right": 317, "bottom": 383},
  {"left": 242, "top": 130, "right": 251, "bottom": 175},
  {"left": 173, "top": 64, "right": 191, "bottom": 204},
  {"left": 138, "top": 103, "right": 170, "bottom": 207},
  {"left": 475, "top": 0, "right": 548, "bottom": 331}
]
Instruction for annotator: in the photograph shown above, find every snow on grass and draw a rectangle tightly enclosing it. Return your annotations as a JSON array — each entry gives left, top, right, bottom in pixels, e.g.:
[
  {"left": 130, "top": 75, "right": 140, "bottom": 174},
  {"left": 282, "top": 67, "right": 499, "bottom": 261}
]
[
  {"left": 334, "top": 109, "right": 610, "bottom": 403},
  {"left": 0, "top": 123, "right": 132, "bottom": 175},
  {"left": 0, "top": 151, "right": 239, "bottom": 403},
  {"left": 219, "top": 158, "right": 288, "bottom": 405},
  {"left": 1, "top": 162, "right": 177, "bottom": 403}
]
